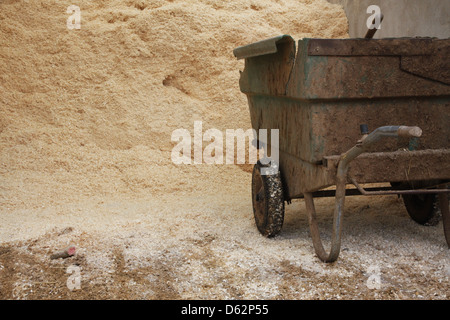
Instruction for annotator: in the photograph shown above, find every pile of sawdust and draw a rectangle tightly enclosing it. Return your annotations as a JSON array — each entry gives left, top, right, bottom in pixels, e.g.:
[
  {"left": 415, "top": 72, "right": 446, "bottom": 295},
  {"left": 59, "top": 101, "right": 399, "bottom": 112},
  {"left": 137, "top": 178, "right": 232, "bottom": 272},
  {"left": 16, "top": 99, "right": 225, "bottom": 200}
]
[{"left": 0, "top": 0, "right": 348, "bottom": 208}]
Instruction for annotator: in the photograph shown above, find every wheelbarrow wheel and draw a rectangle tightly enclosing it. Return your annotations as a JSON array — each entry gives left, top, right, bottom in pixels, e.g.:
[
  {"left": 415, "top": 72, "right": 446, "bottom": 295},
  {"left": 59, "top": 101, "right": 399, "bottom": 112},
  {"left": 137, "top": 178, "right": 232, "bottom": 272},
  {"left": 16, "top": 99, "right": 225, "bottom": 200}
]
[
  {"left": 402, "top": 194, "right": 441, "bottom": 226},
  {"left": 251, "top": 161, "right": 284, "bottom": 237},
  {"left": 390, "top": 182, "right": 441, "bottom": 226}
]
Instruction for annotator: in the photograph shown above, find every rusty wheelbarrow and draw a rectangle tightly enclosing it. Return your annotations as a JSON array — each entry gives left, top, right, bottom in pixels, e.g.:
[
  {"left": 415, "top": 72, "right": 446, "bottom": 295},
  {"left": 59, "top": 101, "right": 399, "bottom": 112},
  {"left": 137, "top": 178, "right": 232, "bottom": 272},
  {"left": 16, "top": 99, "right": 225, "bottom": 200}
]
[{"left": 233, "top": 35, "right": 450, "bottom": 262}]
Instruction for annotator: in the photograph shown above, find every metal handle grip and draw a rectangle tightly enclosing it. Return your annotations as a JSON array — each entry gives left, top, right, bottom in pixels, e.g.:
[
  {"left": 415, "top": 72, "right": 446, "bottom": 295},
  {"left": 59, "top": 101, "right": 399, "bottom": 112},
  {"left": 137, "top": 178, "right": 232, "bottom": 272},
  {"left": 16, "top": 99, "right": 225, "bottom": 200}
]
[{"left": 397, "top": 126, "right": 422, "bottom": 138}]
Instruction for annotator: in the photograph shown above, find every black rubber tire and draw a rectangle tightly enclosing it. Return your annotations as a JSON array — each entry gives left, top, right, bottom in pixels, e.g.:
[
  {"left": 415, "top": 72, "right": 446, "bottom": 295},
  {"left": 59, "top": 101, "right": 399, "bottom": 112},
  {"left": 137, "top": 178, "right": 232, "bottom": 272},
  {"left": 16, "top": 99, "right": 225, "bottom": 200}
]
[
  {"left": 402, "top": 193, "right": 441, "bottom": 226},
  {"left": 251, "top": 161, "right": 285, "bottom": 237}
]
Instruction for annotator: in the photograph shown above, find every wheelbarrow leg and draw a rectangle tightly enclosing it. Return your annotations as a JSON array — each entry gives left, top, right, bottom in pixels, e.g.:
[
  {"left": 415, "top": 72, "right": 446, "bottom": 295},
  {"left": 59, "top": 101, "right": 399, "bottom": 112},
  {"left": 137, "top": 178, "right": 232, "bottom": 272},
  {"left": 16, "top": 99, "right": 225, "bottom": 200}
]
[
  {"left": 438, "top": 192, "right": 450, "bottom": 248},
  {"left": 304, "top": 193, "right": 344, "bottom": 262},
  {"left": 304, "top": 170, "right": 346, "bottom": 263}
]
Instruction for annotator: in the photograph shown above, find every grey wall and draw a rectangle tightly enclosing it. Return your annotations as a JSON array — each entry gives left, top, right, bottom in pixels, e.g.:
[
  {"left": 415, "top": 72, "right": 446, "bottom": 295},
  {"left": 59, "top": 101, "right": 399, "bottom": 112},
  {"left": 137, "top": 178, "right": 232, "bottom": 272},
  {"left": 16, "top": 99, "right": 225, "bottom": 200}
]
[{"left": 328, "top": 0, "right": 450, "bottom": 38}]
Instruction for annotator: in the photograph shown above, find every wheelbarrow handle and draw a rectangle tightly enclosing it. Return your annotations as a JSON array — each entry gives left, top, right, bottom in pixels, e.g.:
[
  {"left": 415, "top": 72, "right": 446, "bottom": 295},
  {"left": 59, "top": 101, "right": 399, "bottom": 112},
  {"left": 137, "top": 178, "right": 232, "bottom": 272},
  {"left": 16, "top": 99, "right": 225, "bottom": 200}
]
[
  {"left": 349, "top": 125, "right": 422, "bottom": 161},
  {"left": 305, "top": 125, "right": 422, "bottom": 263},
  {"left": 397, "top": 126, "right": 422, "bottom": 138}
]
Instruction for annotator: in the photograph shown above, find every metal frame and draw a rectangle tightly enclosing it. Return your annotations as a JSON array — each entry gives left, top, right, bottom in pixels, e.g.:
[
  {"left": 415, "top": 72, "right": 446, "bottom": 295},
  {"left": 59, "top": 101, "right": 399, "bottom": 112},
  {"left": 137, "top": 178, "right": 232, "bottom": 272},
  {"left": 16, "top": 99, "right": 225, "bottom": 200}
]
[{"left": 303, "top": 125, "right": 450, "bottom": 262}]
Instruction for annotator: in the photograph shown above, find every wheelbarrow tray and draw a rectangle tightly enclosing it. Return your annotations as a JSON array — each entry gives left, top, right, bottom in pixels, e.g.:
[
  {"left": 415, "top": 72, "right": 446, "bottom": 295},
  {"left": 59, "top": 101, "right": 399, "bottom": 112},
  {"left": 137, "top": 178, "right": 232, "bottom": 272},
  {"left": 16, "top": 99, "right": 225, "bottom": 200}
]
[
  {"left": 235, "top": 35, "right": 450, "bottom": 199},
  {"left": 234, "top": 35, "right": 450, "bottom": 262}
]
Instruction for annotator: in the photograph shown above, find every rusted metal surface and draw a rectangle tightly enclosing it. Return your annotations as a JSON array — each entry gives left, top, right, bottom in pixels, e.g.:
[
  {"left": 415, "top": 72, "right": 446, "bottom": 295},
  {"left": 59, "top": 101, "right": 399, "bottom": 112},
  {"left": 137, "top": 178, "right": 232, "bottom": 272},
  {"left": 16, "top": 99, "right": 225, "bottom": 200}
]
[
  {"left": 305, "top": 38, "right": 450, "bottom": 85},
  {"left": 306, "top": 38, "right": 439, "bottom": 56},
  {"left": 237, "top": 35, "right": 295, "bottom": 97},
  {"left": 279, "top": 149, "right": 450, "bottom": 199},
  {"left": 241, "top": 41, "right": 450, "bottom": 169},
  {"left": 304, "top": 192, "right": 342, "bottom": 263},
  {"left": 233, "top": 35, "right": 294, "bottom": 60},
  {"left": 349, "top": 178, "right": 450, "bottom": 196},
  {"left": 292, "top": 40, "right": 450, "bottom": 100},
  {"left": 324, "top": 149, "right": 450, "bottom": 189},
  {"left": 250, "top": 97, "right": 449, "bottom": 165},
  {"left": 401, "top": 40, "right": 450, "bottom": 85}
]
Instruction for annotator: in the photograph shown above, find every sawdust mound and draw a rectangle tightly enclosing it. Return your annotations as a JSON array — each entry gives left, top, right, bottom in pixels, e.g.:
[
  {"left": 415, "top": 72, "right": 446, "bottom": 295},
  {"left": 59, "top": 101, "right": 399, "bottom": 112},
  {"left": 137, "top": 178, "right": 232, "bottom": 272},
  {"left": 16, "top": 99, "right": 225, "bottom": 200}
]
[{"left": 0, "top": 0, "right": 348, "bottom": 206}]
